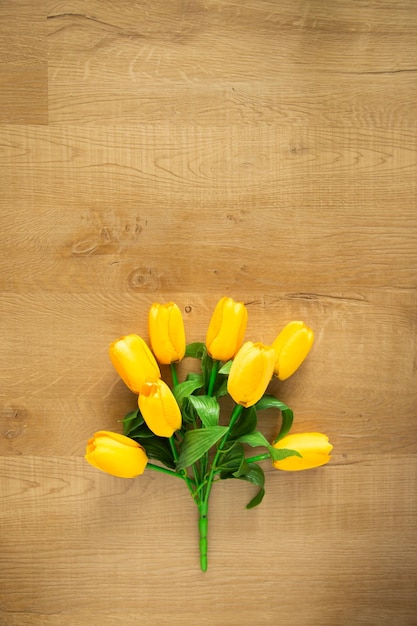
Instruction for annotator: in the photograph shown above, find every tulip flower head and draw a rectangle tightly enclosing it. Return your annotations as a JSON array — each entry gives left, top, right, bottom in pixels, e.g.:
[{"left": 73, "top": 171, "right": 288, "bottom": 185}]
[
  {"left": 272, "top": 321, "right": 314, "bottom": 381},
  {"left": 148, "top": 302, "right": 186, "bottom": 364},
  {"left": 227, "top": 341, "right": 276, "bottom": 407},
  {"left": 272, "top": 432, "right": 332, "bottom": 471},
  {"left": 139, "top": 379, "right": 182, "bottom": 438},
  {"left": 206, "top": 296, "right": 248, "bottom": 361},
  {"left": 85, "top": 430, "right": 148, "bottom": 478},
  {"left": 109, "top": 334, "right": 161, "bottom": 394}
]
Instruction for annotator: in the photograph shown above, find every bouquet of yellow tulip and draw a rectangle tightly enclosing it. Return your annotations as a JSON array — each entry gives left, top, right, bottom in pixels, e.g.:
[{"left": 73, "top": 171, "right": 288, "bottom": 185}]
[{"left": 85, "top": 297, "right": 332, "bottom": 571}]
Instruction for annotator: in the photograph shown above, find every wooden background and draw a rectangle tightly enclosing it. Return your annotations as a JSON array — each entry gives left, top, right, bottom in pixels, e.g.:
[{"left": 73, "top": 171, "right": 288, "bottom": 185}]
[{"left": 1, "top": 1, "right": 416, "bottom": 624}]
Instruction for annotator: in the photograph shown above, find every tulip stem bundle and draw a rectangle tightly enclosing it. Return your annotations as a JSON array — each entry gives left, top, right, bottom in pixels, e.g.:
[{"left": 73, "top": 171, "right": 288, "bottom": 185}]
[{"left": 85, "top": 297, "right": 333, "bottom": 571}]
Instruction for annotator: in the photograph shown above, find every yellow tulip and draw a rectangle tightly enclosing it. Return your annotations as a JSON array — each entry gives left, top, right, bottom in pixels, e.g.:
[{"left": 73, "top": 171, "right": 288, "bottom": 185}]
[
  {"left": 272, "top": 321, "right": 314, "bottom": 381},
  {"left": 85, "top": 430, "right": 148, "bottom": 478},
  {"left": 227, "top": 341, "right": 276, "bottom": 407},
  {"left": 148, "top": 302, "right": 186, "bottom": 364},
  {"left": 109, "top": 334, "right": 161, "bottom": 394},
  {"left": 272, "top": 433, "right": 332, "bottom": 471},
  {"left": 139, "top": 379, "right": 182, "bottom": 437},
  {"left": 206, "top": 296, "right": 248, "bottom": 361}
]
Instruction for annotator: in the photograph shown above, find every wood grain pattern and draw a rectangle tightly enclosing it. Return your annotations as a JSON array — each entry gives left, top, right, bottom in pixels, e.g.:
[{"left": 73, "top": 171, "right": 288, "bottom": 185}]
[
  {"left": 0, "top": 456, "right": 416, "bottom": 625},
  {"left": 46, "top": 0, "right": 417, "bottom": 127},
  {"left": 0, "top": 1, "right": 48, "bottom": 123},
  {"left": 1, "top": 1, "right": 417, "bottom": 624}
]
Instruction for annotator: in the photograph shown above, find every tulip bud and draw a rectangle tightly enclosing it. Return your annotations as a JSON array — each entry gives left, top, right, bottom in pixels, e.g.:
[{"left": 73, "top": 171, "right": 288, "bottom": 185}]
[
  {"left": 139, "top": 379, "right": 182, "bottom": 437},
  {"left": 85, "top": 430, "right": 148, "bottom": 478},
  {"left": 109, "top": 334, "right": 161, "bottom": 394},
  {"left": 272, "top": 321, "right": 314, "bottom": 381},
  {"left": 272, "top": 433, "right": 332, "bottom": 471},
  {"left": 206, "top": 296, "right": 248, "bottom": 361},
  {"left": 227, "top": 341, "right": 276, "bottom": 408},
  {"left": 148, "top": 302, "right": 186, "bottom": 364}
]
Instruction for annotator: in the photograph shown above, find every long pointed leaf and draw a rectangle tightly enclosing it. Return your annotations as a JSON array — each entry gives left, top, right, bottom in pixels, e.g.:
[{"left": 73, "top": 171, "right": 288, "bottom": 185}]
[
  {"left": 172, "top": 378, "right": 204, "bottom": 408},
  {"left": 238, "top": 464, "right": 265, "bottom": 509},
  {"left": 121, "top": 409, "right": 144, "bottom": 436},
  {"left": 184, "top": 342, "right": 206, "bottom": 359},
  {"left": 218, "top": 443, "right": 249, "bottom": 478},
  {"left": 273, "top": 407, "right": 294, "bottom": 442},
  {"left": 218, "top": 360, "right": 233, "bottom": 375},
  {"left": 177, "top": 426, "right": 227, "bottom": 470},
  {"left": 255, "top": 395, "right": 294, "bottom": 441},
  {"left": 230, "top": 406, "right": 257, "bottom": 439},
  {"left": 187, "top": 395, "right": 220, "bottom": 428},
  {"left": 130, "top": 436, "right": 175, "bottom": 469},
  {"left": 238, "top": 431, "right": 301, "bottom": 462},
  {"left": 238, "top": 431, "right": 271, "bottom": 450}
]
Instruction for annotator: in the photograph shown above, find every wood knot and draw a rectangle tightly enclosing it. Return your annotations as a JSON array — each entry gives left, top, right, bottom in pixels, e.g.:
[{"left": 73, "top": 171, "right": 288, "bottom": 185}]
[
  {"left": 128, "top": 267, "right": 160, "bottom": 291},
  {"left": 70, "top": 238, "right": 99, "bottom": 256},
  {"left": 0, "top": 405, "right": 28, "bottom": 440}
]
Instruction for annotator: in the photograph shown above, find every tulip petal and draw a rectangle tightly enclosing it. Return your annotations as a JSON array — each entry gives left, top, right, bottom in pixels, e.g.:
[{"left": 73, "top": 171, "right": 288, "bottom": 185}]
[
  {"left": 109, "top": 334, "right": 161, "bottom": 393},
  {"left": 149, "top": 302, "right": 186, "bottom": 364},
  {"left": 227, "top": 342, "right": 276, "bottom": 407},
  {"left": 273, "top": 322, "right": 314, "bottom": 380},
  {"left": 139, "top": 380, "right": 182, "bottom": 437},
  {"left": 206, "top": 297, "right": 248, "bottom": 361}
]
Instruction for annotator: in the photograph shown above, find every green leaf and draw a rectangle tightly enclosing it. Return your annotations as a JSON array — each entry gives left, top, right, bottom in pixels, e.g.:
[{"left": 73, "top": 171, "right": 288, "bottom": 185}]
[
  {"left": 186, "top": 372, "right": 204, "bottom": 383},
  {"left": 177, "top": 426, "right": 228, "bottom": 470},
  {"left": 172, "top": 378, "right": 204, "bottom": 408},
  {"left": 255, "top": 395, "right": 294, "bottom": 441},
  {"left": 214, "top": 377, "right": 228, "bottom": 398},
  {"left": 129, "top": 435, "right": 175, "bottom": 469},
  {"left": 255, "top": 395, "right": 289, "bottom": 412},
  {"left": 238, "top": 430, "right": 301, "bottom": 463},
  {"left": 183, "top": 342, "right": 214, "bottom": 392},
  {"left": 238, "top": 464, "right": 265, "bottom": 509},
  {"left": 143, "top": 438, "right": 175, "bottom": 469},
  {"left": 127, "top": 421, "right": 156, "bottom": 439},
  {"left": 121, "top": 409, "right": 143, "bottom": 437},
  {"left": 187, "top": 395, "right": 220, "bottom": 428},
  {"left": 269, "top": 447, "right": 302, "bottom": 462},
  {"left": 274, "top": 407, "right": 294, "bottom": 442},
  {"left": 218, "top": 443, "right": 250, "bottom": 478},
  {"left": 238, "top": 430, "right": 272, "bottom": 450},
  {"left": 218, "top": 360, "right": 233, "bottom": 375},
  {"left": 185, "top": 342, "right": 206, "bottom": 359},
  {"left": 229, "top": 406, "right": 258, "bottom": 439}
]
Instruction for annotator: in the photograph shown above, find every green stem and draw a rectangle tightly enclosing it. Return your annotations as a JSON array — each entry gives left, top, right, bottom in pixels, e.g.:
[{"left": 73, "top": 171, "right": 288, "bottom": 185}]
[
  {"left": 169, "top": 362, "right": 197, "bottom": 498},
  {"left": 170, "top": 362, "right": 179, "bottom": 387},
  {"left": 169, "top": 435, "right": 178, "bottom": 461},
  {"left": 207, "top": 359, "right": 220, "bottom": 396},
  {"left": 245, "top": 453, "right": 271, "bottom": 464},
  {"left": 198, "top": 500, "right": 209, "bottom": 572},
  {"left": 195, "top": 404, "right": 244, "bottom": 570},
  {"left": 146, "top": 462, "right": 187, "bottom": 480},
  {"left": 169, "top": 435, "right": 196, "bottom": 498},
  {"left": 201, "top": 359, "right": 220, "bottom": 483},
  {"left": 207, "top": 403, "right": 244, "bottom": 492}
]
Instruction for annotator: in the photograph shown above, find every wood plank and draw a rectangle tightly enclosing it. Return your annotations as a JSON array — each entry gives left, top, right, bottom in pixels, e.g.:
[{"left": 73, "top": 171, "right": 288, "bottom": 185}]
[
  {"left": 1, "top": 126, "right": 416, "bottom": 294},
  {"left": 47, "top": 0, "right": 417, "bottom": 126},
  {"left": 0, "top": 1, "right": 47, "bottom": 124}
]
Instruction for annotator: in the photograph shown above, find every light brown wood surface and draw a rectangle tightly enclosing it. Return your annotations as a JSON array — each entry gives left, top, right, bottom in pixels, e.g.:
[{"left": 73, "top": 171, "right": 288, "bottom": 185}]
[{"left": 1, "top": 1, "right": 416, "bottom": 624}]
